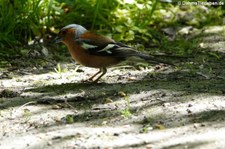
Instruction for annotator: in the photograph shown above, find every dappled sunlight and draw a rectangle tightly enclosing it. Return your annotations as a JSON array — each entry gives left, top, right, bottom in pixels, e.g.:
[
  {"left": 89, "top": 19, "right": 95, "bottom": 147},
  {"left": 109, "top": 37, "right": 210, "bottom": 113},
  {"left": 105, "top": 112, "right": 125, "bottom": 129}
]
[
  {"left": 1, "top": 93, "right": 225, "bottom": 148},
  {"left": 2, "top": 82, "right": 225, "bottom": 148},
  {"left": 203, "top": 26, "right": 225, "bottom": 34},
  {"left": 1, "top": 62, "right": 156, "bottom": 89},
  {"left": 1, "top": 54, "right": 225, "bottom": 148},
  {"left": 141, "top": 122, "right": 225, "bottom": 148},
  {"left": 0, "top": 0, "right": 225, "bottom": 147},
  {"left": 1, "top": 63, "right": 80, "bottom": 88}
]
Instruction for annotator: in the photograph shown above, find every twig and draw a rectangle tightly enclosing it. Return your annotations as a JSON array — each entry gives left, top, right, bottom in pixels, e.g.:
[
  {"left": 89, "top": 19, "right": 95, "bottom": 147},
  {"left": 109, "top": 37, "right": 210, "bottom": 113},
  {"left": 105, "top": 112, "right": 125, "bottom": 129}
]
[{"left": 17, "top": 101, "right": 37, "bottom": 110}]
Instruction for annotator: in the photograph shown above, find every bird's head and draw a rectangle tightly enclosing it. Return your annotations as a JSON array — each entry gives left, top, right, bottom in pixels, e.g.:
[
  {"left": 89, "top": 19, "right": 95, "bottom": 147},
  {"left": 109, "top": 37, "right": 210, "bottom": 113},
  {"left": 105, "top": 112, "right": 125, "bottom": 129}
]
[{"left": 54, "top": 24, "right": 87, "bottom": 43}]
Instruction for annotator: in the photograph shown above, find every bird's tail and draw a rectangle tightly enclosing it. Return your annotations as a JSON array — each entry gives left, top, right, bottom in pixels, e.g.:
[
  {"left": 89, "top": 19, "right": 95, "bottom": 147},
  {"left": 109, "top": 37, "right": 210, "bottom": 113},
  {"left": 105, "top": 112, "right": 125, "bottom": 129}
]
[
  {"left": 115, "top": 46, "right": 174, "bottom": 66},
  {"left": 135, "top": 52, "right": 175, "bottom": 66}
]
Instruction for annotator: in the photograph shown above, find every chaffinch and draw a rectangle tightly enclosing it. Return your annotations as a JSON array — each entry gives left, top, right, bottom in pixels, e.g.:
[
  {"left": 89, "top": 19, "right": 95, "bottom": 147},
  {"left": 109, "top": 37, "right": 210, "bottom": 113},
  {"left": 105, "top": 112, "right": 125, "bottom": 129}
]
[{"left": 55, "top": 24, "right": 172, "bottom": 82}]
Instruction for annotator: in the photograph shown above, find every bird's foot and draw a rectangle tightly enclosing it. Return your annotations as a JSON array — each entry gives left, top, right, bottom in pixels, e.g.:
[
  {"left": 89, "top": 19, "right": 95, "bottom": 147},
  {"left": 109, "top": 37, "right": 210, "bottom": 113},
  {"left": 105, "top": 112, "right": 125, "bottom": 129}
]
[{"left": 81, "top": 78, "right": 98, "bottom": 83}]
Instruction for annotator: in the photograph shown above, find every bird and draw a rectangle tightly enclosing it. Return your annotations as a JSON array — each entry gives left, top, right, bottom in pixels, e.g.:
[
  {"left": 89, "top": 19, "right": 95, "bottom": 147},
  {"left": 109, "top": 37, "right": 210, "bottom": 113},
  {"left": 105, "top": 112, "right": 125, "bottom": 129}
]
[{"left": 54, "top": 24, "right": 172, "bottom": 82}]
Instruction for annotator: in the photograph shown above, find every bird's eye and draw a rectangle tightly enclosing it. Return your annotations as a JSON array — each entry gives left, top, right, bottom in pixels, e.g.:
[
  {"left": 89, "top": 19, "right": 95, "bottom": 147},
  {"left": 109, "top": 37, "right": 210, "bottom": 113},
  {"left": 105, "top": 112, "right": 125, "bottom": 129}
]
[{"left": 60, "top": 30, "right": 66, "bottom": 35}]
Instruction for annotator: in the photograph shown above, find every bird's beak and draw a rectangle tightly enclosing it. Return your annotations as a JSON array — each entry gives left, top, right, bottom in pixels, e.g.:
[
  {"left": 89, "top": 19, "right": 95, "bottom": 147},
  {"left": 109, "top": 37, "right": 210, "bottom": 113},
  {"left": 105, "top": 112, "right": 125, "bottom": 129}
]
[{"left": 54, "top": 36, "right": 63, "bottom": 43}]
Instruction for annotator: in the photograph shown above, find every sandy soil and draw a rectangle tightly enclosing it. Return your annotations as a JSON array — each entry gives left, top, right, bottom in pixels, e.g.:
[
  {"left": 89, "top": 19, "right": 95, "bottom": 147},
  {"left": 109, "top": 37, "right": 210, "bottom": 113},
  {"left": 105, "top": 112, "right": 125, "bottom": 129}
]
[{"left": 0, "top": 26, "right": 225, "bottom": 149}]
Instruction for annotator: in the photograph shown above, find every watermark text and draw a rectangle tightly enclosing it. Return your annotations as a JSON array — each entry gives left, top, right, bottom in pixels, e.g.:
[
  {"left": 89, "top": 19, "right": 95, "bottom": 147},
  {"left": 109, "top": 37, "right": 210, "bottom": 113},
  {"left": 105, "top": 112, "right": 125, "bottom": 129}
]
[{"left": 177, "top": 1, "right": 224, "bottom": 6}]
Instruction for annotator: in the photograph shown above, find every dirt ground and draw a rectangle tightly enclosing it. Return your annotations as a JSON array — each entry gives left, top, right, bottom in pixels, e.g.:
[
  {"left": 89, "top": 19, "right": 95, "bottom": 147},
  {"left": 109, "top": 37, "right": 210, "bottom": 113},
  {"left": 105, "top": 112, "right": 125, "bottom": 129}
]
[{"left": 0, "top": 26, "right": 225, "bottom": 149}]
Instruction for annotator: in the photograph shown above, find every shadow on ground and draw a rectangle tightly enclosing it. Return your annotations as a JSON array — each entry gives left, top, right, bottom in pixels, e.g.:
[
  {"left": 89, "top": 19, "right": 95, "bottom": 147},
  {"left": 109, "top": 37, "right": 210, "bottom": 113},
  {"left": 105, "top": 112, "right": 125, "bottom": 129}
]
[{"left": 1, "top": 27, "right": 225, "bottom": 148}]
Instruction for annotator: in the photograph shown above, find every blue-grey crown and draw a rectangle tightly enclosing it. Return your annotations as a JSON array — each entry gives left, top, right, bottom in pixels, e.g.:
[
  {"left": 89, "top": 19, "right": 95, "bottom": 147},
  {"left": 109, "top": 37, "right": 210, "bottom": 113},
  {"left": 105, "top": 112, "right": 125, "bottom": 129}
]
[{"left": 61, "top": 24, "right": 87, "bottom": 39}]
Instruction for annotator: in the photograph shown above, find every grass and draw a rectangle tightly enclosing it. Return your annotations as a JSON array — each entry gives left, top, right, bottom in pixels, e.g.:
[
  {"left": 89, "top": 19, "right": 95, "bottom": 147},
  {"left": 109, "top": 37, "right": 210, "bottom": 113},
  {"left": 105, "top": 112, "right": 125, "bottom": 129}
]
[
  {"left": 0, "top": 0, "right": 61, "bottom": 55},
  {"left": 0, "top": 0, "right": 224, "bottom": 64},
  {"left": 120, "top": 95, "right": 132, "bottom": 118},
  {"left": 54, "top": 63, "right": 63, "bottom": 78}
]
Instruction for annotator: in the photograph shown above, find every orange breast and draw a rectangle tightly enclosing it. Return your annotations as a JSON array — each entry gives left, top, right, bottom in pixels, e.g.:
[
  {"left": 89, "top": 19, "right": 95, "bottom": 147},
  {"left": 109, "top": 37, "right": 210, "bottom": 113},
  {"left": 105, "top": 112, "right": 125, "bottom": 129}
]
[
  {"left": 67, "top": 43, "right": 121, "bottom": 68},
  {"left": 62, "top": 30, "right": 121, "bottom": 68}
]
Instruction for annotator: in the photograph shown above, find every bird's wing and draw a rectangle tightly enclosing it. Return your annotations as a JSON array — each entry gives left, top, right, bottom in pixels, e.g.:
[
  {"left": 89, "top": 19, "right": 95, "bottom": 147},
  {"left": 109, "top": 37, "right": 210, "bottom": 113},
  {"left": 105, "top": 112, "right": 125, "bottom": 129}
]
[
  {"left": 75, "top": 32, "right": 174, "bottom": 65},
  {"left": 75, "top": 32, "right": 135, "bottom": 57}
]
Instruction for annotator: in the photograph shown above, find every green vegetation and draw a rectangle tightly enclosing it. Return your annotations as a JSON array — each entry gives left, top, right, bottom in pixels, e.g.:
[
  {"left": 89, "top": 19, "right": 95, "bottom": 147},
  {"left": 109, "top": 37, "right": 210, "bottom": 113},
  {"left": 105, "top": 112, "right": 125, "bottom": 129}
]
[
  {"left": 120, "top": 95, "right": 132, "bottom": 118},
  {"left": 65, "top": 114, "right": 75, "bottom": 124},
  {"left": 0, "top": 0, "right": 224, "bottom": 65},
  {"left": 23, "top": 108, "right": 31, "bottom": 122},
  {"left": 0, "top": 0, "right": 60, "bottom": 53},
  {"left": 54, "top": 63, "right": 68, "bottom": 78}
]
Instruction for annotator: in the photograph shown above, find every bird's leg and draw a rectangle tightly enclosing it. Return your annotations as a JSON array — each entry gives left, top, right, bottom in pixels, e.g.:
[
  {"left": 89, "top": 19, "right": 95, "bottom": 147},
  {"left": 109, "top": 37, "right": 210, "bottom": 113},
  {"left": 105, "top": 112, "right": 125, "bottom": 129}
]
[
  {"left": 93, "top": 68, "right": 107, "bottom": 83},
  {"left": 88, "top": 69, "right": 102, "bottom": 81},
  {"left": 91, "top": 68, "right": 107, "bottom": 83}
]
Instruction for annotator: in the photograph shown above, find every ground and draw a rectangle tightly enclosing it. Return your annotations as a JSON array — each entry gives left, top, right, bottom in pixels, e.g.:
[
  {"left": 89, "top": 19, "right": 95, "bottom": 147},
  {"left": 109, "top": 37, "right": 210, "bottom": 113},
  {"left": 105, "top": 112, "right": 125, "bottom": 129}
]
[{"left": 0, "top": 26, "right": 225, "bottom": 149}]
